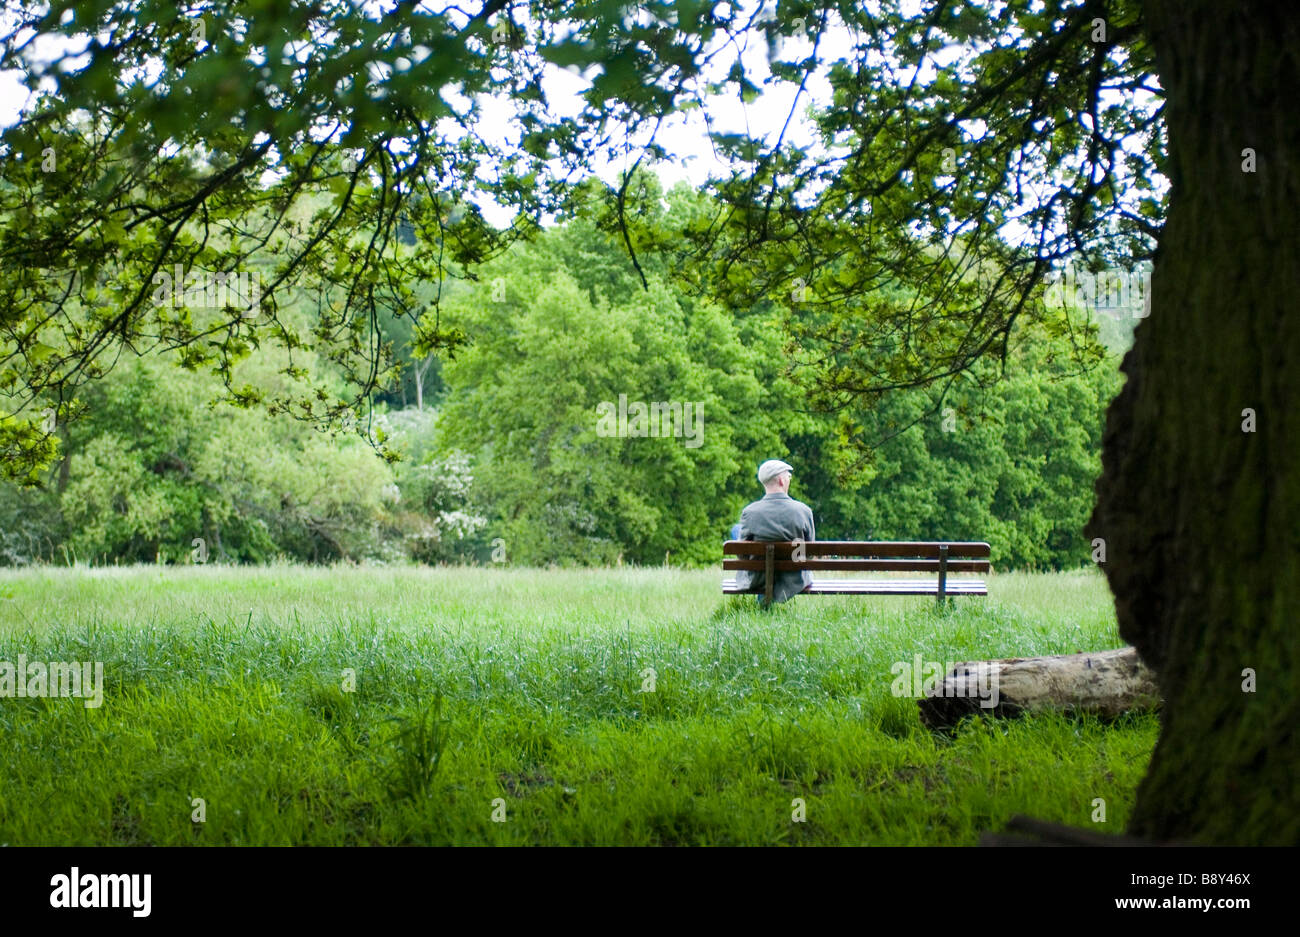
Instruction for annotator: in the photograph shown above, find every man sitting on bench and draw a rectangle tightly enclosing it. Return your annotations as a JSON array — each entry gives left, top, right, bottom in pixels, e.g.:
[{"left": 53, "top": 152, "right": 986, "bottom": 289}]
[{"left": 733, "top": 459, "right": 817, "bottom": 604}]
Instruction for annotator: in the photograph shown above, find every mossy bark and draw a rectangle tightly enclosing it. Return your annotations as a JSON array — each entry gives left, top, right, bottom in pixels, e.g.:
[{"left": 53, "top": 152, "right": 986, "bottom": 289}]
[{"left": 1088, "top": 1, "right": 1300, "bottom": 843}]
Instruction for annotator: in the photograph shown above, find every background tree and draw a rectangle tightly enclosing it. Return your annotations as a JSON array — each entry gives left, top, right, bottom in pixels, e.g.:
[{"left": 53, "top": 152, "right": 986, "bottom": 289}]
[{"left": 435, "top": 216, "right": 801, "bottom": 565}]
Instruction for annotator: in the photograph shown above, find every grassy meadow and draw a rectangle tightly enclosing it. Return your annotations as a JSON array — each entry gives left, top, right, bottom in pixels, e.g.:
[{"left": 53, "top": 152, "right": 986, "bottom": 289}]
[{"left": 0, "top": 564, "right": 1157, "bottom": 845}]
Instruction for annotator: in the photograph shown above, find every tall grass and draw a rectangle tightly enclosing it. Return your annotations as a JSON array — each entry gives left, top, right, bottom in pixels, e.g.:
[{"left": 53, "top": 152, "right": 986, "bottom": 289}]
[{"left": 0, "top": 564, "right": 1155, "bottom": 845}]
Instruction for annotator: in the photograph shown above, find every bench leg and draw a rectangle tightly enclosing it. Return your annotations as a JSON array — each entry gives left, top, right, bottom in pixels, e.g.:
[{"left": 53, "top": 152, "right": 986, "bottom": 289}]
[
  {"left": 936, "top": 544, "right": 948, "bottom": 607},
  {"left": 763, "top": 543, "right": 774, "bottom": 609}
]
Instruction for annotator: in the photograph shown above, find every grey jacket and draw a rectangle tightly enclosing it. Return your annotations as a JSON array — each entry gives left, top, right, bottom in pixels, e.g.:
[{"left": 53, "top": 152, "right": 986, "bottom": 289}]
[{"left": 734, "top": 492, "right": 816, "bottom": 603}]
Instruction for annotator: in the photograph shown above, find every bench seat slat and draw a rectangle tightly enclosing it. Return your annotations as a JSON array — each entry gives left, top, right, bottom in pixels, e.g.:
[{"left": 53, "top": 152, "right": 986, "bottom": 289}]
[
  {"left": 721, "top": 578, "right": 987, "bottom": 595},
  {"left": 722, "top": 540, "right": 990, "bottom": 559},
  {"left": 723, "top": 558, "right": 990, "bottom": 572}
]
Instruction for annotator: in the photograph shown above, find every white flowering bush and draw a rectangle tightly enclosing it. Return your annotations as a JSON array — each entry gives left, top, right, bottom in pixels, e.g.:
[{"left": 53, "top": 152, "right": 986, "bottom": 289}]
[{"left": 393, "top": 449, "right": 488, "bottom": 563}]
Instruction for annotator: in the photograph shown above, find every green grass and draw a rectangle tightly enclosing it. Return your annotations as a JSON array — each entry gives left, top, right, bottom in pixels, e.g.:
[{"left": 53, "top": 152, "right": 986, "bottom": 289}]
[{"left": 0, "top": 564, "right": 1156, "bottom": 845}]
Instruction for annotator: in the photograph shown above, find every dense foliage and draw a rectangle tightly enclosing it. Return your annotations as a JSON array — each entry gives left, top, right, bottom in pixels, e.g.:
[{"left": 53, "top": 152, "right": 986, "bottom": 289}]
[
  {"left": 1, "top": 211, "right": 1122, "bottom": 570},
  {"left": 0, "top": 1, "right": 1146, "bottom": 569}
]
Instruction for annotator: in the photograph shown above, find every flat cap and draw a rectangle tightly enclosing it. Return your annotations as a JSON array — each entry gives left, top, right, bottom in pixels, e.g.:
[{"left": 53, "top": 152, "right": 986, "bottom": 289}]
[{"left": 757, "top": 459, "right": 794, "bottom": 485}]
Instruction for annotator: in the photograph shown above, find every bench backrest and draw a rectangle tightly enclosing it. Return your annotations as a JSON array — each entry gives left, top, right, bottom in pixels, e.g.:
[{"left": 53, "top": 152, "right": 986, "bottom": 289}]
[{"left": 722, "top": 541, "right": 991, "bottom": 573}]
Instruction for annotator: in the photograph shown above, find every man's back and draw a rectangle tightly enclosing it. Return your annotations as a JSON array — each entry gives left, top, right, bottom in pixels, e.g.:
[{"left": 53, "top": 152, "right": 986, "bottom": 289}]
[{"left": 735, "top": 491, "right": 816, "bottom": 603}]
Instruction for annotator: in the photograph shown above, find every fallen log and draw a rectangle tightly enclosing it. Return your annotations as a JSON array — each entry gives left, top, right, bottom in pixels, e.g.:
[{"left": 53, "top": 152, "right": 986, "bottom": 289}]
[{"left": 917, "top": 646, "right": 1161, "bottom": 729}]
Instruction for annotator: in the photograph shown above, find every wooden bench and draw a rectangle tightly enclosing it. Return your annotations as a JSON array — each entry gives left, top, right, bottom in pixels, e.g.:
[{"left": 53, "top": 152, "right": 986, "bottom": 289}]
[{"left": 722, "top": 540, "right": 991, "bottom": 606}]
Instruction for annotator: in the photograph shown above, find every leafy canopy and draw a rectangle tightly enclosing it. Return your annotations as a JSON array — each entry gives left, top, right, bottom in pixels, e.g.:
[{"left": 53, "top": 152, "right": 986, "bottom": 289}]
[{"left": 1, "top": 0, "right": 1164, "bottom": 480}]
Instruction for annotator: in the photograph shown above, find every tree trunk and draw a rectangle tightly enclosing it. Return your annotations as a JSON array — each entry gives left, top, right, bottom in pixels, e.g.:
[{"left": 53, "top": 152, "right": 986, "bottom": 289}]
[
  {"left": 414, "top": 353, "right": 430, "bottom": 411},
  {"left": 1087, "top": 1, "right": 1300, "bottom": 844},
  {"left": 916, "top": 647, "right": 1160, "bottom": 729}
]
